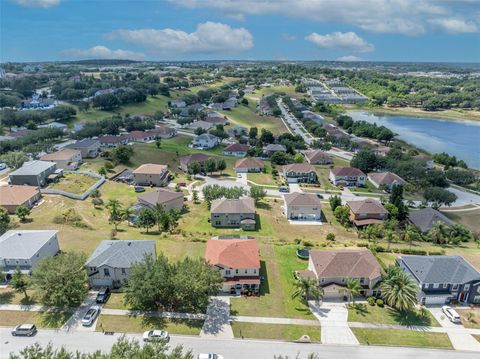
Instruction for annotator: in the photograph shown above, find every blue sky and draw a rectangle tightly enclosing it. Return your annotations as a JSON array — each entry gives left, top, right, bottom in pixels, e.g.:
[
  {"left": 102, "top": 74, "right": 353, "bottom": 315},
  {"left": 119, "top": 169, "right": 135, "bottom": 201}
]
[{"left": 2, "top": 0, "right": 480, "bottom": 63}]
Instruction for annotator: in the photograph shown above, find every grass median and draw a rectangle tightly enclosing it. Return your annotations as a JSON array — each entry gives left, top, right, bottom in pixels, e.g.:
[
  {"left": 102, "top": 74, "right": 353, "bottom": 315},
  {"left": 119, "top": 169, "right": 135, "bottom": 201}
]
[
  {"left": 0, "top": 310, "right": 71, "bottom": 328},
  {"left": 231, "top": 322, "right": 320, "bottom": 342}
]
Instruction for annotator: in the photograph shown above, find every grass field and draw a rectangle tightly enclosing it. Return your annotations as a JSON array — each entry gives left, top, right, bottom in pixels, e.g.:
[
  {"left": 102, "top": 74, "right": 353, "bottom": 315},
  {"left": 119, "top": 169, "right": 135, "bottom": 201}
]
[
  {"left": 96, "top": 314, "right": 203, "bottom": 335},
  {"left": 348, "top": 304, "right": 440, "bottom": 327},
  {"left": 49, "top": 173, "right": 100, "bottom": 195},
  {"left": 231, "top": 322, "right": 320, "bottom": 342},
  {"left": 0, "top": 288, "right": 38, "bottom": 306},
  {"left": 0, "top": 310, "right": 71, "bottom": 328},
  {"left": 444, "top": 209, "right": 480, "bottom": 232},
  {"left": 351, "top": 328, "right": 453, "bottom": 349},
  {"left": 457, "top": 308, "right": 480, "bottom": 329}
]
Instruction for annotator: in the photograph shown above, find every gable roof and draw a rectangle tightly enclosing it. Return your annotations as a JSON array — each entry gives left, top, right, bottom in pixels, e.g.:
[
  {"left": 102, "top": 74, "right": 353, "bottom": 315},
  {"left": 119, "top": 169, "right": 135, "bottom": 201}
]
[
  {"left": 263, "top": 144, "right": 286, "bottom": 152},
  {"left": 408, "top": 207, "right": 455, "bottom": 232},
  {"left": 235, "top": 157, "right": 265, "bottom": 169},
  {"left": 0, "top": 185, "right": 40, "bottom": 206},
  {"left": 180, "top": 153, "right": 211, "bottom": 166},
  {"left": 40, "top": 148, "right": 81, "bottom": 161},
  {"left": 66, "top": 138, "right": 99, "bottom": 149},
  {"left": 284, "top": 192, "right": 322, "bottom": 207},
  {"left": 10, "top": 161, "right": 56, "bottom": 176},
  {"left": 225, "top": 143, "right": 250, "bottom": 152},
  {"left": 368, "top": 172, "right": 406, "bottom": 186},
  {"left": 99, "top": 135, "right": 128, "bottom": 144},
  {"left": 399, "top": 255, "right": 480, "bottom": 284},
  {"left": 304, "top": 150, "right": 332, "bottom": 163},
  {"left": 86, "top": 240, "right": 155, "bottom": 268},
  {"left": 283, "top": 163, "right": 316, "bottom": 173},
  {"left": 346, "top": 198, "right": 387, "bottom": 215},
  {"left": 132, "top": 163, "right": 168, "bottom": 175},
  {"left": 205, "top": 239, "right": 260, "bottom": 269},
  {"left": 309, "top": 249, "right": 381, "bottom": 280},
  {"left": 128, "top": 130, "right": 152, "bottom": 140},
  {"left": 137, "top": 188, "right": 183, "bottom": 205},
  {"left": 331, "top": 167, "right": 366, "bottom": 177},
  {"left": 0, "top": 230, "right": 57, "bottom": 259},
  {"left": 210, "top": 197, "right": 255, "bottom": 214}
]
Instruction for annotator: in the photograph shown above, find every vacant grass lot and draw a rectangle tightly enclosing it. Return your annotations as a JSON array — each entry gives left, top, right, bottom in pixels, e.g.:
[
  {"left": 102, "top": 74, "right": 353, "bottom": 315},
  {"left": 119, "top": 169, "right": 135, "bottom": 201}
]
[
  {"left": 0, "top": 310, "right": 71, "bottom": 328},
  {"left": 49, "top": 173, "right": 100, "bottom": 195},
  {"left": 96, "top": 314, "right": 203, "bottom": 335},
  {"left": 348, "top": 304, "right": 440, "bottom": 327},
  {"left": 0, "top": 288, "right": 38, "bottom": 306},
  {"left": 231, "top": 322, "right": 320, "bottom": 342},
  {"left": 351, "top": 328, "right": 453, "bottom": 349},
  {"left": 444, "top": 209, "right": 480, "bottom": 232},
  {"left": 457, "top": 308, "right": 480, "bottom": 329}
]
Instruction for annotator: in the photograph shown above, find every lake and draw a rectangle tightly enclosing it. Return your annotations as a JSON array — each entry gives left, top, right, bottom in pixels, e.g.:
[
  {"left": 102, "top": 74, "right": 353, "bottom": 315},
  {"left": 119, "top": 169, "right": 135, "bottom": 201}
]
[{"left": 346, "top": 111, "right": 480, "bottom": 169}]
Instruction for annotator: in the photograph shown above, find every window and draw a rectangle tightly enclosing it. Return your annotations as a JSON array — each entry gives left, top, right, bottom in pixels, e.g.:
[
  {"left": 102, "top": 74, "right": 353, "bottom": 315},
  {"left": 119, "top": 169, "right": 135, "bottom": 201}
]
[
  {"left": 359, "top": 278, "right": 365, "bottom": 284},
  {"left": 104, "top": 268, "right": 110, "bottom": 277},
  {"left": 253, "top": 269, "right": 256, "bottom": 274},
  {"left": 225, "top": 270, "right": 231, "bottom": 275},
  {"left": 235, "top": 269, "right": 239, "bottom": 274},
  {"left": 464, "top": 284, "right": 470, "bottom": 291},
  {"left": 433, "top": 283, "right": 439, "bottom": 289},
  {"left": 121, "top": 268, "right": 126, "bottom": 275},
  {"left": 244, "top": 270, "right": 247, "bottom": 274}
]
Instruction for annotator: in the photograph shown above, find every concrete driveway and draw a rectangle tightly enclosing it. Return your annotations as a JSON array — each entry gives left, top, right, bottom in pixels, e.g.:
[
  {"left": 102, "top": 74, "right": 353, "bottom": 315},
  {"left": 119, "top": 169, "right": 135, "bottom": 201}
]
[
  {"left": 288, "top": 183, "right": 302, "bottom": 193},
  {"left": 61, "top": 292, "right": 99, "bottom": 332},
  {"left": 236, "top": 173, "right": 248, "bottom": 186},
  {"left": 200, "top": 296, "right": 233, "bottom": 339},
  {"left": 309, "top": 301, "right": 359, "bottom": 345}
]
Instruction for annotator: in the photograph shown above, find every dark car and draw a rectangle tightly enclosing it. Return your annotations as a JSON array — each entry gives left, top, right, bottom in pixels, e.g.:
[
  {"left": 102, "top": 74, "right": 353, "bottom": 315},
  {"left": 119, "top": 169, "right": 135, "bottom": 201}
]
[
  {"left": 95, "top": 287, "right": 111, "bottom": 304},
  {"left": 316, "top": 193, "right": 324, "bottom": 199},
  {"left": 11, "top": 324, "right": 37, "bottom": 337},
  {"left": 134, "top": 186, "right": 145, "bottom": 192},
  {"left": 279, "top": 186, "right": 289, "bottom": 193}
]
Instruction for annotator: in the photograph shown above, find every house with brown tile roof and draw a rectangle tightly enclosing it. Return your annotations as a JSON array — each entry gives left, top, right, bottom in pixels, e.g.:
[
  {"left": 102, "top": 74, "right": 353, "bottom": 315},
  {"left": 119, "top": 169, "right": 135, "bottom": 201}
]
[
  {"left": 148, "top": 126, "right": 177, "bottom": 139},
  {"left": 137, "top": 188, "right": 184, "bottom": 212},
  {"left": 204, "top": 116, "right": 228, "bottom": 125},
  {"left": 304, "top": 150, "right": 333, "bottom": 165},
  {"left": 282, "top": 163, "right": 318, "bottom": 183},
  {"left": 0, "top": 185, "right": 41, "bottom": 214},
  {"left": 329, "top": 167, "right": 366, "bottom": 187},
  {"left": 127, "top": 131, "right": 155, "bottom": 142},
  {"left": 179, "top": 153, "right": 211, "bottom": 172},
  {"left": 223, "top": 143, "right": 250, "bottom": 157},
  {"left": 99, "top": 135, "right": 129, "bottom": 147},
  {"left": 132, "top": 164, "right": 169, "bottom": 187},
  {"left": 205, "top": 238, "right": 260, "bottom": 294},
  {"left": 210, "top": 197, "right": 256, "bottom": 230},
  {"left": 40, "top": 148, "right": 82, "bottom": 170},
  {"left": 234, "top": 157, "right": 265, "bottom": 173},
  {"left": 298, "top": 249, "right": 382, "bottom": 299},
  {"left": 283, "top": 192, "right": 322, "bottom": 221},
  {"left": 346, "top": 198, "right": 388, "bottom": 227},
  {"left": 368, "top": 172, "right": 406, "bottom": 191}
]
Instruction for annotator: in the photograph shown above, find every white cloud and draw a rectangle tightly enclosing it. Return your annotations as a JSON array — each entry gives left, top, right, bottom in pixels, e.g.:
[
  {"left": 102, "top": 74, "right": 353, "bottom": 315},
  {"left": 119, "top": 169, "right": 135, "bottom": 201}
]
[
  {"left": 306, "top": 32, "right": 374, "bottom": 53},
  {"left": 281, "top": 33, "right": 297, "bottom": 41},
  {"left": 61, "top": 46, "right": 145, "bottom": 61},
  {"left": 336, "top": 55, "right": 363, "bottom": 62},
  {"left": 429, "top": 18, "right": 478, "bottom": 33},
  {"left": 105, "top": 22, "right": 254, "bottom": 55},
  {"left": 12, "top": 0, "right": 60, "bottom": 8},
  {"left": 171, "top": 0, "right": 479, "bottom": 36}
]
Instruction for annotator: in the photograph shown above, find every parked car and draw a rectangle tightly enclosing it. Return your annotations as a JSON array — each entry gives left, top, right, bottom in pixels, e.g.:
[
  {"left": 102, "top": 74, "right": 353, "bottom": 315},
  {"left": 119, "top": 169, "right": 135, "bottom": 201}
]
[
  {"left": 82, "top": 306, "right": 100, "bottom": 326},
  {"left": 142, "top": 330, "right": 169, "bottom": 342},
  {"left": 11, "top": 324, "right": 37, "bottom": 337},
  {"left": 442, "top": 306, "right": 461, "bottom": 324},
  {"left": 177, "top": 182, "right": 186, "bottom": 187},
  {"left": 134, "top": 186, "right": 145, "bottom": 192},
  {"left": 316, "top": 193, "right": 324, "bottom": 199},
  {"left": 279, "top": 186, "right": 289, "bottom": 193},
  {"left": 95, "top": 287, "right": 111, "bottom": 304},
  {"left": 198, "top": 354, "right": 224, "bottom": 359},
  {"left": 237, "top": 174, "right": 242, "bottom": 178},
  {"left": 0, "top": 163, "right": 6, "bottom": 170}
]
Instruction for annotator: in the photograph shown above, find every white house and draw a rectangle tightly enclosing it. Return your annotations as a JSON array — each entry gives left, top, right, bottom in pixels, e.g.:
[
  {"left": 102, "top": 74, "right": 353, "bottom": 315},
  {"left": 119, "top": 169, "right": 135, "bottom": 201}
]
[
  {"left": 191, "top": 133, "right": 220, "bottom": 150},
  {"left": 283, "top": 192, "right": 322, "bottom": 221}
]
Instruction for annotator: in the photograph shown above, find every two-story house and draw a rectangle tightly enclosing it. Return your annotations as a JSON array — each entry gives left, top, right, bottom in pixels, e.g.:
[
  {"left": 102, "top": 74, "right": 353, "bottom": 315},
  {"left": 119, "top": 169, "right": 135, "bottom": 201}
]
[
  {"left": 304, "top": 150, "right": 333, "bottom": 165},
  {"left": 283, "top": 192, "right": 322, "bottom": 221},
  {"left": 179, "top": 153, "right": 211, "bottom": 173},
  {"left": 298, "top": 249, "right": 382, "bottom": 299},
  {"left": 85, "top": 240, "right": 156, "bottom": 288},
  {"left": 132, "top": 163, "right": 169, "bottom": 187},
  {"left": 66, "top": 138, "right": 100, "bottom": 158},
  {"left": 282, "top": 163, "right": 318, "bottom": 184},
  {"left": 210, "top": 197, "right": 256, "bottom": 230},
  {"left": 205, "top": 238, "right": 260, "bottom": 294},
  {"left": 346, "top": 198, "right": 388, "bottom": 227},
  {"left": 9, "top": 161, "right": 58, "bottom": 187},
  {"left": 191, "top": 133, "right": 220, "bottom": 150},
  {"left": 329, "top": 167, "right": 366, "bottom": 187},
  {"left": 397, "top": 255, "right": 480, "bottom": 305},
  {"left": 40, "top": 148, "right": 82, "bottom": 170}
]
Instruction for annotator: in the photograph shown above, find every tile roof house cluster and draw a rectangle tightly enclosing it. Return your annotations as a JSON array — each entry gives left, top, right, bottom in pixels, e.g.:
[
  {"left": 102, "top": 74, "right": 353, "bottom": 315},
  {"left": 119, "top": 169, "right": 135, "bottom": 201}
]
[
  {"left": 304, "top": 150, "right": 333, "bottom": 165},
  {"left": 282, "top": 163, "right": 318, "bottom": 183},
  {"left": 398, "top": 255, "right": 480, "bottom": 305},
  {"left": 9, "top": 160, "right": 58, "bottom": 187},
  {"left": 298, "top": 249, "right": 382, "bottom": 299},
  {"left": 234, "top": 158, "right": 265, "bottom": 173},
  {"left": 283, "top": 192, "right": 322, "bottom": 221},
  {"left": 191, "top": 133, "right": 220, "bottom": 150},
  {"left": 187, "top": 120, "right": 214, "bottom": 131},
  {"left": 40, "top": 148, "right": 82, "bottom": 170},
  {"left": 0, "top": 230, "right": 59, "bottom": 275},
  {"left": 346, "top": 198, "right": 388, "bottom": 227},
  {"left": 408, "top": 207, "right": 454, "bottom": 233},
  {"left": 205, "top": 238, "right": 260, "bottom": 294},
  {"left": 329, "top": 167, "right": 366, "bottom": 187},
  {"left": 0, "top": 185, "right": 41, "bottom": 214},
  {"left": 368, "top": 172, "right": 406, "bottom": 191},
  {"left": 210, "top": 197, "right": 256, "bottom": 231},
  {"left": 126, "top": 130, "right": 156, "bottom": 143},
  {"left": 86, "top": 240, "right": 156, "bottom": 288},
  {"left": 179, "top": 153, "right": 211, "bottom": 172},
  {"left": 223, "top": 143, "right": 250, "bottom": 157},
  {"left": 132, "top": 164, "right": 169, "bottom": 187},
  {"left": 66, "top": 138, "right": 100, "bottom": 158}
]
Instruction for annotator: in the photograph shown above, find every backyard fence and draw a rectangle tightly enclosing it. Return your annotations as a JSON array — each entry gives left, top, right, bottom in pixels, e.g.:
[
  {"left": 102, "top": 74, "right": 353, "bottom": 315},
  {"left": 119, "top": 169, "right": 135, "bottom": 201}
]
[{"left": 41, "top": 171, "right": 105, "bottom": 200}]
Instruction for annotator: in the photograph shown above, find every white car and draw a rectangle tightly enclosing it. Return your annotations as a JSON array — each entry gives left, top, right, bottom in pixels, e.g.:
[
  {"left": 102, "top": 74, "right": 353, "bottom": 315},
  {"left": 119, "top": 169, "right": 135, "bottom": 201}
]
[
  {"left": 142, "top": 329, "right": 170, "bottom": 342},
  {"left": 0, "top": 163, "right": 6, "bottom": 170},
  {"left": 442, "top": 305, "right": 461, "bottom": 324},
  {"left": 198, "top": 354, "right": 224, "bottom": 359},
  {"left": 81, "top": 306, "right": 100, "bottom": 326}
]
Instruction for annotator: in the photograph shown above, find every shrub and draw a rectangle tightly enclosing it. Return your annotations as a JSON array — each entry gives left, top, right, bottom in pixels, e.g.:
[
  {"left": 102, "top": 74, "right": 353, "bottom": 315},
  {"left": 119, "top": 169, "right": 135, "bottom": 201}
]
[
  {"left": 376, "top": 299, "right": 384, "bottom": 307},
  {"left": 326, "top": 233, "right": 336, "bottom": 242},
  {"left": 367, "top": 297, "right": 376, "bottom": 306},
  {"left": 302, "top": 240, "right": 314, "bottom": 247},
  {"left": 53, "top": 208, "right": 90, "bottom": 229}
]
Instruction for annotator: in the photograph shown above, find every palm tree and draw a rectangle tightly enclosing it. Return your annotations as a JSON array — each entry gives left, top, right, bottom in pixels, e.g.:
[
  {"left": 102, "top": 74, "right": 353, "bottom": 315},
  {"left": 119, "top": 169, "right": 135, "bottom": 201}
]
[
  {"left": 106, "top": 199, "right": 125, "bottom": 231},
  {"left": 380, "top": 271, "right": 418, "bottom": 311},
  {"left": 428, "top": 221, "right": 449, "bottom": 245},
  {"left": 292, "top": 277, "right": 324, "bottom": 304},
  {"left": 404, "top": 224, "right": 419, "bottom": 249},
  {"left": 343, "top": 278, "right": 362, "bottom": 306},
  {"left": 384, "top": 229, "right": 396, "bottom": 250}
]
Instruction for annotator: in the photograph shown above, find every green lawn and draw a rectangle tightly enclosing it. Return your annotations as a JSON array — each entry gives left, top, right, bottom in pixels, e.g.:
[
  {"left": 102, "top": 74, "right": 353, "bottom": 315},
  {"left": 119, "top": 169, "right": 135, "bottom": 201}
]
[
  {"left": 351, "top": 328, "right": 453, "bottom": 349},
  {"left": 0, "top": 310, "right": 71, "bottom": 328},
  {"left": 457, "top": 308, "right": 480, "bottom": 329},
  {"left": 0, "top": 288, "right": 38, "bottom": 306},
  {"left": 248, "top": 172, "right": 279, "bottom": 186},
  {"left": 444, "top": 208, "right": 480, "bottom": 232},
  {"left": 96, "top": 314, "right": 203, "bottom": 335},
  {"left": 231, "top": 322, "right": 320, "bottom": 342},
  {"left": 48, "top": 173, "right": 100, "bottom": 195},
  {"left": 348, "top": 304, "right": 440, "bottom": 327}
]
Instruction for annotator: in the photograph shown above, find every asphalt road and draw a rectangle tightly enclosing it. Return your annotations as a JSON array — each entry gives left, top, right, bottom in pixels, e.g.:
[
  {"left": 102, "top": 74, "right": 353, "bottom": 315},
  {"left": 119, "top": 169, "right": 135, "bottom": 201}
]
[{"left": 1, "top": 329, "right": 478, "bottom": 359}]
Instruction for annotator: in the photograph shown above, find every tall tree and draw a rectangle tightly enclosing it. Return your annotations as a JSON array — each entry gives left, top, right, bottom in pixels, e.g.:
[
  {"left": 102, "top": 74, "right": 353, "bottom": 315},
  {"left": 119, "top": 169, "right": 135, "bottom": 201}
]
[
  {"left": 0, "top": 207, "right": 10, "bottom": 235},
  {"left": 138, "top": 208, "right": 156, "bottom": 233},
  {"left": 106, "top": 199, "right": 126, "bottom": 230},
  {"left": 250, "top": 186, "right": 267, "bottom": 205},
  {"left": 380, "top": 268, "right": 418, "bottom": 311},
  {"left": 15, "top": 205, "right": 31, "bottom": 223}
]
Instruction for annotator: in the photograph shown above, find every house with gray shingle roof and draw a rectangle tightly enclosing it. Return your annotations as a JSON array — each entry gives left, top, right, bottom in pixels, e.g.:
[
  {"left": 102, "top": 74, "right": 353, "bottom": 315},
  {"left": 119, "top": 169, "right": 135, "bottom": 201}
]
[
  {"left": 408, "top": 207, "right": 454, "bottom": 233},
  {"left": 86, "top": 240, "right": 155, "bottom": 288},
  {"left": 397, "top": 255, "right": 480, "bottom": 305},
  {"left": 9, "top": 160, "right": 58, "bottom": 187},
  {"left": 210, "top": 197, "right": 256, "bottom": 231}
]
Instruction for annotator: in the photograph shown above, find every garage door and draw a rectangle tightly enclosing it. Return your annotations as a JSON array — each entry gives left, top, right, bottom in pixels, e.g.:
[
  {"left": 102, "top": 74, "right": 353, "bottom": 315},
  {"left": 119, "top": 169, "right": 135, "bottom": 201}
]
[{"left": 424, "top": 296, "right": 449, "bottom": 305}]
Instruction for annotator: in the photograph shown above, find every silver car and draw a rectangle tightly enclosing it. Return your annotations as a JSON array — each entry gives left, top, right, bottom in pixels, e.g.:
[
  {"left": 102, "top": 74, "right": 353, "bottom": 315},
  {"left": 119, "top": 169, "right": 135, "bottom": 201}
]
[
  {"left": 11, "top": 323, "right": 37, "bottom": 337},
  {"left": 81, "top": 306, "right": 100, "bottom": 326},
  {"left": 442, "top": 305, "right": 461, "bottom": 324}
]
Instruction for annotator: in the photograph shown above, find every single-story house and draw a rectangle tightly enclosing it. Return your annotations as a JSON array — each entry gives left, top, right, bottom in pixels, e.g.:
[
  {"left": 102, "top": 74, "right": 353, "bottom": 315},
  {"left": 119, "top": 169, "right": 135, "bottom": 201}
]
[
  {"left": 282, "top": 163, "right": 318, "bottom": 183},
  {"left": 170, "top": 99, "right": 186, "bottom": 108},
  {"left": 283, "top": 192, "right": 322, "bottom": 221},
  {"left": 397, "top": 255, "right": 480, "bottom": 305},
  {"left": 9, "top": 161, "right": 58, "bottom": 187},
  {"left": 187, "top": 120, "right": 214, "bottom": 131},
  {"left": 346, "top": 198, "right": 388, "bottom": 227},
  {"left": 298, "top": 249, "right": 382, "bottom": 299},
  {"left": 127, "top": 131, "right": 155, "bottom": 143},
  {"left": 40, "top": 148, "right": 82, "bottom": 170},
  {"left": 149, "top": 126, "right": 176, "bottom": 139},
  {"left": 191, "top": 133, "right": 220, "bottom": 150},
  {"left": 367, "top": 172, "right": 406, "bottom": 191},
  {"left": 205, "top": 238, "right": 260, "bottom": 294},
  {"left": 407, "top": 207, "right": 454, "bottom": 233},
  {"left": 0, "top": 185, "right": 41, "bottom": 214},
  {"left": 0, "top": 230, "right": 59, "bottom": 276},
  {"left": 132, "top": 163, "right": 169, "bottom": 187},
  {"left": 86, "top": 240, "right": 156, "bottom": 288},
  {"left": 137, "top": 188, "right": 184, "bottom": 212},
  {"left": 223, "top": 143, "right": 249, "bottom": 157},
  {"left": 179, "top": 153, "right": 211, "bottom": 172},
  {"left": 210, "top": 197, "right": 256, "bottom": 230},
  {"left": 329, "top": 167, "right": 366, "bottom": 187},
  {"left": 304, "top": 150, "right": 333, "bottom": 165},
  {"left": 66, "top": 138, "right": 100, "bottom": 158},
  {"left": 205, "top": 117, "right": 228, "bottom": 125},
  {"left": 234, "top": 158, "right": 265, "bottom": 173},
  {"left": 37, "top": 121, "right": 68, "bottom": 131},
  {"left": 99, "top": 135, "right": 129, "bottom": 147},
  {"left": 263, "top": 144, "right": 286, "bottom": 157}
]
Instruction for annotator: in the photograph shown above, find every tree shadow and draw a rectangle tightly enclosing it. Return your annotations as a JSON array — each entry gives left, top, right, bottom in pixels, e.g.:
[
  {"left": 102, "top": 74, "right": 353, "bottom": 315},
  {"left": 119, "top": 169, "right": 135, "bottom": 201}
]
[
  {"left": 387, "top": 308, "right": 431, "bottom": 327},
  {"left": 141, "top": 314, "right": 167, "bottom": 329},
  {"left": 0, "top": 290, "right": 14, "bottom": 305},
  {"left": 259, "top": 260, "right": 270, "bottom": 295},
  {"left": 255, "top": 214, "right": 263, "bottom": 231},
  {"left": 19, "top": 295, "right": 37, "bottom": 306},
  {"left": 256, "top": 202, "right": 272, "bottom": 210},
  {"left": 351, "top": 303, "right": 369, "bottom": 318},
  {"left": 39, "top": 310, "right": 72, "bottom": 328}
]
